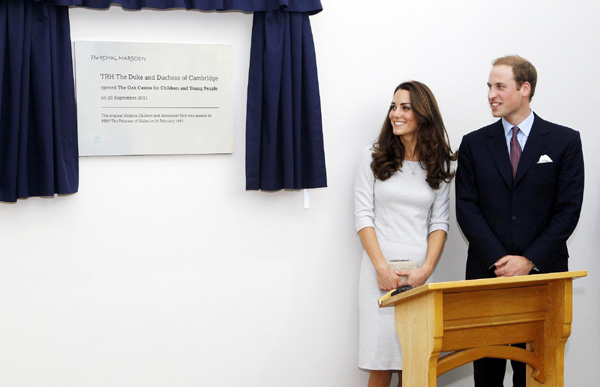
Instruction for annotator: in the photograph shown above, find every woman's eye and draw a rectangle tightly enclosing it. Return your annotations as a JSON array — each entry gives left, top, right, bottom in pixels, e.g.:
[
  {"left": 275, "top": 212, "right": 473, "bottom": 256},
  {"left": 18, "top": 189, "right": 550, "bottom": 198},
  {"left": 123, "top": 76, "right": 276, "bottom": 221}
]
[{"left": 403, "top": 106, "right": 411, "bottom": 111}]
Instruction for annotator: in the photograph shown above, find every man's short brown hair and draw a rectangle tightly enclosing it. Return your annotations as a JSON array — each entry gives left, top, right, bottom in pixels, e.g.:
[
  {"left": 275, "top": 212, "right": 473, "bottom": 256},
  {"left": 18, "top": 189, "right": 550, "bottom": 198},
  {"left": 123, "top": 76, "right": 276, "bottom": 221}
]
[{"left": 493, "top": 55, "right": 537, "bottom": 101}]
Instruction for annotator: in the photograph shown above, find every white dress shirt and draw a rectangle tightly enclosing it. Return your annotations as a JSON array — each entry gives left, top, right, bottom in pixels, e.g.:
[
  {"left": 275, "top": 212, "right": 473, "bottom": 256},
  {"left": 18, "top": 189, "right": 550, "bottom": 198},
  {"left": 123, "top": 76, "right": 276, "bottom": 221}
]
[{"left": 502, "top": 110, "right": 534, "bottom": 156}]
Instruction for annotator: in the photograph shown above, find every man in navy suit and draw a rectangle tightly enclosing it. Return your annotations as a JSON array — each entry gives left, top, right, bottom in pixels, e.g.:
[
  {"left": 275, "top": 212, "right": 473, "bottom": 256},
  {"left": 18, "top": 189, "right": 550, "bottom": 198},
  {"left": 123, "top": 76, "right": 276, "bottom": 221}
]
[{"left": 455, "top": 55, "right": 584, "bottom": 386}]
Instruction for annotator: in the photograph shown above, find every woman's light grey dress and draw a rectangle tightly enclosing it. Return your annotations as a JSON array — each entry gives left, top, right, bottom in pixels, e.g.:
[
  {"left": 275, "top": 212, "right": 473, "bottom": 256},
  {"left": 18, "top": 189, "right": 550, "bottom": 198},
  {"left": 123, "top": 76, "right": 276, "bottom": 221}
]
[{"left": 354, "top": 146, "right": 450, "bottom": 370}]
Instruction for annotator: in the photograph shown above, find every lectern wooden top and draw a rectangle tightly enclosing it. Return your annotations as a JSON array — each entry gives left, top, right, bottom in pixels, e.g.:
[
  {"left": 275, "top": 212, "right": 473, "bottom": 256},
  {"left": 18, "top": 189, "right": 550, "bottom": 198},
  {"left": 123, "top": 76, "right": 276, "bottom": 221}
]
[{"left": 379, "top": 270, "right": 587, "bottom": 307}]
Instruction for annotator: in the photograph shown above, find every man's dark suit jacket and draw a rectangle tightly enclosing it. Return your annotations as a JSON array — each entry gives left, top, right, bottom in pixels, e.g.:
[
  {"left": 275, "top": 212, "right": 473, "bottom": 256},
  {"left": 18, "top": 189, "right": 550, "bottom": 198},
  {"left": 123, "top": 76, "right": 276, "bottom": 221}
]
[{"left": 456, "top": 113, "right": 584, "bottom": 279}]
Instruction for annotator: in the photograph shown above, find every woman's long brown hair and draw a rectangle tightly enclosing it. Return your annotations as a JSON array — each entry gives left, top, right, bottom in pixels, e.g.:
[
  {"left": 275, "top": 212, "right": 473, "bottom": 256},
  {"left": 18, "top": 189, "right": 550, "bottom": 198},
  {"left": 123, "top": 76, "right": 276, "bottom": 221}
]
[{"left": 371, "top": 81, "right": 457, "bottom": 189}]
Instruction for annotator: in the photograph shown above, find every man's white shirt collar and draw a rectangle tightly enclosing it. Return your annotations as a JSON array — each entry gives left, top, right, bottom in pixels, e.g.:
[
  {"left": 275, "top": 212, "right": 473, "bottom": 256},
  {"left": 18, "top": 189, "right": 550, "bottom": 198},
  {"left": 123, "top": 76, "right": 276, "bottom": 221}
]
[{"left": 502, "top": 111, "right": 534, "bottom": 139}]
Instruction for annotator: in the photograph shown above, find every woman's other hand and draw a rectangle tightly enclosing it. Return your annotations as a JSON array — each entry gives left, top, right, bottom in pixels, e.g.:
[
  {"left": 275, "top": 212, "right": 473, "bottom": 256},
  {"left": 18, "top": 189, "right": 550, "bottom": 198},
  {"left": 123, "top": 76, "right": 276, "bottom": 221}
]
[
  {"left": 396, "top": 266, "right": 431, "bottom": 288},
  {"left": 376, "top": 264, "right": 402, "bottom": 291}
]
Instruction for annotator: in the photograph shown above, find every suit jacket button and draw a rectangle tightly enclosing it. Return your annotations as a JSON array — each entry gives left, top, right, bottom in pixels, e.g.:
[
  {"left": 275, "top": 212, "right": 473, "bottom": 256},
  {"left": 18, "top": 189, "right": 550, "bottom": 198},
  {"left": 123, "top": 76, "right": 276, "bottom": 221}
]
[{"left": 511, "top": 215, "right": 517, "bottom": 220}]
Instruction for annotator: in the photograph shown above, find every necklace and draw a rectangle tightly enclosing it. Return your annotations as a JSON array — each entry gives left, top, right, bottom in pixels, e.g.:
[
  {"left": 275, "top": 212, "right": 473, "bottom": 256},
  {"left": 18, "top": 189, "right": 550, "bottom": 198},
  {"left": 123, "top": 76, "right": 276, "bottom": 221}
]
[{"left": 405, "top": 161, "right": 418, "bottom": 176}]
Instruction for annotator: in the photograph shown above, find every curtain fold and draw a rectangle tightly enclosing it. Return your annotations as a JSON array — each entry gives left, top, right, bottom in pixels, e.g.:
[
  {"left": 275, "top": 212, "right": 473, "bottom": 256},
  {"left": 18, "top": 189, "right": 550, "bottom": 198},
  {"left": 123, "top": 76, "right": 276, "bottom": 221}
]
[
  {"left": 33, "top": 0, "right": 323, "bottom": 13},
  {"left": 245, "top": 9, "right": 326, "bottom": 190},
  {"left": 0, "top": 0, "right": 78, "bottom": 202}
]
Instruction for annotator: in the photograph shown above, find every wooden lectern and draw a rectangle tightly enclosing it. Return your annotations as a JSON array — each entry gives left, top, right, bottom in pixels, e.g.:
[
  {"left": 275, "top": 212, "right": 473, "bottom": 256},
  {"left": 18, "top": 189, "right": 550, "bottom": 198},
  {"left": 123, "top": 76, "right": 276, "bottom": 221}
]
[{"left": 379, "top": 271, "right": 587, "bottom": 386}]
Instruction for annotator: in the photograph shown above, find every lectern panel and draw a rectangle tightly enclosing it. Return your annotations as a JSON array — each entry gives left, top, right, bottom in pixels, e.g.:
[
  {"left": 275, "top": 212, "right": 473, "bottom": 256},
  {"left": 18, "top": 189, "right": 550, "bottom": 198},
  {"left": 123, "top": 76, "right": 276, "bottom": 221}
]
[
  {"left": 443, "top": 285, "right": 548, "bottom": 322},
  {"left": 442, "top": 321, "right": 544, "bottom": 351}
]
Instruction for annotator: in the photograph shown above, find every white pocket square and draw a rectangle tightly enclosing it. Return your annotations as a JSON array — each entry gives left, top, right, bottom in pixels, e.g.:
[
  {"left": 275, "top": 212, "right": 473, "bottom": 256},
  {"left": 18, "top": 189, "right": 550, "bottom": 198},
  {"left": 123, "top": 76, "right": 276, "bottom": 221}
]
[{"left": 537, "top": 154, "right": 553, "bottom": 164}]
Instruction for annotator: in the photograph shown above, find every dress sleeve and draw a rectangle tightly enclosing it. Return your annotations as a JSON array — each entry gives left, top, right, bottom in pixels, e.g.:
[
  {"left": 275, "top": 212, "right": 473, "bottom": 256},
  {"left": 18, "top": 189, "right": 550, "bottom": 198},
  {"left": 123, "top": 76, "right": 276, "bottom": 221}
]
[
  {"left": 428, "top": 177, "right": 451, "bottom": 234},
  {"left": 354, "top": 146, "right": 376, "bottom": 233}
]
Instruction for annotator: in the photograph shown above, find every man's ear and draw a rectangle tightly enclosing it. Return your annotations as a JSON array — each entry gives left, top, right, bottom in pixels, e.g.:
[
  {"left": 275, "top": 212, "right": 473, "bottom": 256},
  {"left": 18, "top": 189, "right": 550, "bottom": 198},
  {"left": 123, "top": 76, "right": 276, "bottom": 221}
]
[{"left": 521, "top": 81, "right": 531, "bottom": 98}]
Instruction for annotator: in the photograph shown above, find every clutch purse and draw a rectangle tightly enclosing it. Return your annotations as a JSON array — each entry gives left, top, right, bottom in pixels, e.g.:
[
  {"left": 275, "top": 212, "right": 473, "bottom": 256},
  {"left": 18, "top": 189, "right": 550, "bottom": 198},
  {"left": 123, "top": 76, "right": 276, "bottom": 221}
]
[{"left": 388, "top": 260, "right": 418, "bottom": 283}]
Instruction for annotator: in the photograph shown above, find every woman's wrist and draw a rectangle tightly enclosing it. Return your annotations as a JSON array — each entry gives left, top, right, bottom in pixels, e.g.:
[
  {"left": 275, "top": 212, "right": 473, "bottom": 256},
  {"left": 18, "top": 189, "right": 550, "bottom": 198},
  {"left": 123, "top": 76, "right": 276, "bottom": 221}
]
[
  {"left": 420, "top": 261, "right": 434, "bottom": 276},
  {"left": 375, "top": 260, "right": 390, "bottom": 274}
]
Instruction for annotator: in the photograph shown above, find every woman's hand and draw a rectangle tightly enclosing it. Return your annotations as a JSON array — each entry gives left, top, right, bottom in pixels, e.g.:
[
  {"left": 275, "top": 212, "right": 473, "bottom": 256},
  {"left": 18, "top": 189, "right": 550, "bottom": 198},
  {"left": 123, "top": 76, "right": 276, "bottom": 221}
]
[
  {"left": 376, "top": 264, "right": 402, "bottom": 291},
  {"left": 396, "top": 266, "right": 431, "bottom": 288}
]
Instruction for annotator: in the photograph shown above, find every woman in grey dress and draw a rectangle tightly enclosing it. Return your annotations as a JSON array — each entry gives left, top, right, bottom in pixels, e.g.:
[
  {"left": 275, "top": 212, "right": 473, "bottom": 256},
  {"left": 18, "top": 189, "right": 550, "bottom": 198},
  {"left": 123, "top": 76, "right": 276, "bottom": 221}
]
[{"left": 354, "top": 81, "right": 456, "bottom": 387}]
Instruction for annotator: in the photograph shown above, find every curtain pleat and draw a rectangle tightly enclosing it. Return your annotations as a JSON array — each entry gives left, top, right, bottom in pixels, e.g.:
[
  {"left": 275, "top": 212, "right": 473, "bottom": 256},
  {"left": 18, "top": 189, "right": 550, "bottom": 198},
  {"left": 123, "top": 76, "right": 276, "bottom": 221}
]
[
  {"left": 245, "top": 10, "right": 326, "bottom": 190},
  {"left": 33, "top": 0, "right": 323, "bottom": 13},
  {"left": 0, "top": 0, "right": 78, "bottom": 202}
]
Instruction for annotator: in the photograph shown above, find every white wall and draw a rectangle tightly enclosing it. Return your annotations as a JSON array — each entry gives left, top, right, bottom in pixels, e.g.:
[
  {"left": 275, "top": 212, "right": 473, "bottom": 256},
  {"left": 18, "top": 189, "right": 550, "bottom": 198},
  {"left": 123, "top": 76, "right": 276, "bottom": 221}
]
[{"left": 1, "top": 1, "right": 598, "bottom": 386}]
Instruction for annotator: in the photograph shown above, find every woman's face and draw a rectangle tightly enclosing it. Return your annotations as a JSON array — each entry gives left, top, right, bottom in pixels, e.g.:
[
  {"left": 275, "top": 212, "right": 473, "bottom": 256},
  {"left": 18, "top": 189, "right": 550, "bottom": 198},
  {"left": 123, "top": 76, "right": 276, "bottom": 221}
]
[{"left": 389, "top": 89, "right": 419, "bottom": 138}]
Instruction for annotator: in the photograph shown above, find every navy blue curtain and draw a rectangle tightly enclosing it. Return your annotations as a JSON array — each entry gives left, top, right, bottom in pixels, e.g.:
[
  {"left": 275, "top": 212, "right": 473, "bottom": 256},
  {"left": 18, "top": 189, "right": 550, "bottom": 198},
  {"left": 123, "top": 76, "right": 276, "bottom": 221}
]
[
  {"left": 34, "top": 0, "right": 323, "bottom": 13},
  {"left": 0, "top": 0, "right": 79, "bottom": 202},
  {"left": 245, "top": 9, "right": 326, "bottom": 190}
]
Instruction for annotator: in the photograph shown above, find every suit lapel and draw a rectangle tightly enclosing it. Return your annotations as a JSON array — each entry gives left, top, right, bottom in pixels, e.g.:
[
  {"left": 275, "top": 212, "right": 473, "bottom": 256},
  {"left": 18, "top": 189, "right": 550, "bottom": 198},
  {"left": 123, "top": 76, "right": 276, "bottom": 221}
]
[
  {"left": 514, "top": 114, "right": 549, "bottom": 185},
  {"left": 484, "top": 120, "right": 513, "bottom": 188}
]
